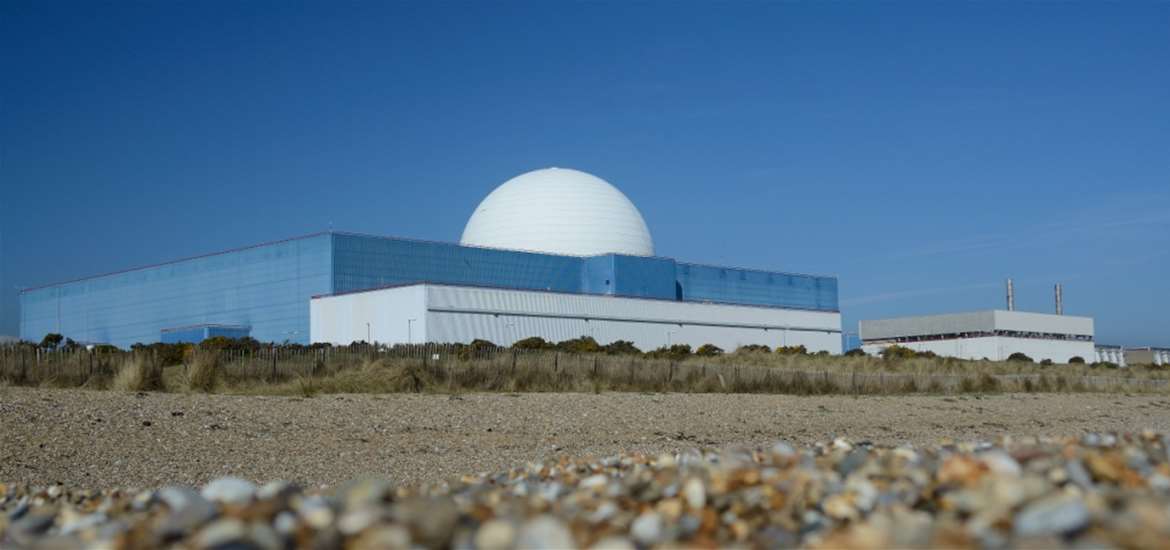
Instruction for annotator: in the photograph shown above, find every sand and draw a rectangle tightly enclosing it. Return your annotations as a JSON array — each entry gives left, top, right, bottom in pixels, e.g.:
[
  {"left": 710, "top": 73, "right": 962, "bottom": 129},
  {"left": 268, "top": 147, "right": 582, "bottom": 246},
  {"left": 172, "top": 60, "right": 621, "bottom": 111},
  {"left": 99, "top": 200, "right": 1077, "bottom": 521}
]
[{"left": 3, "top": 387, "right": 1169, "bottom": 489}]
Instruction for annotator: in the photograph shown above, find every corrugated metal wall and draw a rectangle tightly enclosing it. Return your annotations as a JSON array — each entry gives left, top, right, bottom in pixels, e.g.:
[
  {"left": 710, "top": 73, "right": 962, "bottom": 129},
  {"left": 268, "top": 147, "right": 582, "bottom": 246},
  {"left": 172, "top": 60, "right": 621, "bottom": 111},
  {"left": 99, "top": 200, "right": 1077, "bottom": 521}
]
[{"left": 20, "top": 234, "right": 332, "bottom": 347}]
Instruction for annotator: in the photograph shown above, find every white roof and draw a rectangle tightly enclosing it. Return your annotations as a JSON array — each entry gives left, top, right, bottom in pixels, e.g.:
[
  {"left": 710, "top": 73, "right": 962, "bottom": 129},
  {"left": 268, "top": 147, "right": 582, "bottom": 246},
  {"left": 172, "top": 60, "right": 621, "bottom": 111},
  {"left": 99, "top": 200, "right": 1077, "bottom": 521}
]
[{"left": 460, "top": 167, "right": 654, "bottom": 257}]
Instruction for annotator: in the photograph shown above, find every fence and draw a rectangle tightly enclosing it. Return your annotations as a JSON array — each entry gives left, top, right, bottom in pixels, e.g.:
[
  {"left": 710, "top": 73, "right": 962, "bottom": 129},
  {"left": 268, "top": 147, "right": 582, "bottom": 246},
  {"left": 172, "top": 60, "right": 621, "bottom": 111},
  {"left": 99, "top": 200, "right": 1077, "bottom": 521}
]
[{"left": 1, "top": 344, "right": 1167, "bottom": 395}]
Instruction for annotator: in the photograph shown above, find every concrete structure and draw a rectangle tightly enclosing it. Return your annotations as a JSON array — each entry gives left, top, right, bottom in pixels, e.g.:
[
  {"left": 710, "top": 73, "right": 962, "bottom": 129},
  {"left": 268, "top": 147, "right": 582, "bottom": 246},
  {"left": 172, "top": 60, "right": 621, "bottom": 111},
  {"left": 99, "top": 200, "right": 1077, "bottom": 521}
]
[
  {"left": 1125, "top": 347, "right": 1170, "bottom": 366},
  {"left": 20, "top": 168, "right": 840, "bottom": 350},
  {"left": 311, "top": 283, "right": 841, "bottom": 353},
  {"left": 860, "top": 310, "right": 1094, "bottom": 363},
  {"left": 1095, "top": 345, "right": 1126, "bottom": 367}
]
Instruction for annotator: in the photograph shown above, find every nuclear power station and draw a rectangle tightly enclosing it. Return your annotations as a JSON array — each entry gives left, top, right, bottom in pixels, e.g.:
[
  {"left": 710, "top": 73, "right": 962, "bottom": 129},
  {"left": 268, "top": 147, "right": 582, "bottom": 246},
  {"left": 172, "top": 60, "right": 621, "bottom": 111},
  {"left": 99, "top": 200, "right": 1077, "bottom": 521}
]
[{"left": 19, "top": 168, "right": 842, "bottom": 352}]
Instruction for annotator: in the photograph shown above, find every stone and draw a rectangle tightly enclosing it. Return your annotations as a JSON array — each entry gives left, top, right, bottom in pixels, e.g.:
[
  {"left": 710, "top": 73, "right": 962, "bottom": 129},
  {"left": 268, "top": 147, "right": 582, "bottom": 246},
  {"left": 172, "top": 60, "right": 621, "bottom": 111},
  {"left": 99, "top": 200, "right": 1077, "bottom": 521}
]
[
  {"left": 1014, "top": 494, "right": 1090, "bottom": 537},
  {"left": 630, "top": 512, "right": 663, "bottom": 545},
  {"left": 515, "top": 516, "right": 574, "bottom": 549},
  {"left": 194, "top": 518, "right": 246, "bottom": 549},
  {"left": 475, "top": 520, "right": 516, "bottom": 550},
  {"left": 201, "top": 477, "right": 257, "bottom": 505},
  {"left": 590, "top": 536, "right": 636, "bottom": 549},
  {"left": 683, "top": 477, "right": 706, "bottom": 510}
]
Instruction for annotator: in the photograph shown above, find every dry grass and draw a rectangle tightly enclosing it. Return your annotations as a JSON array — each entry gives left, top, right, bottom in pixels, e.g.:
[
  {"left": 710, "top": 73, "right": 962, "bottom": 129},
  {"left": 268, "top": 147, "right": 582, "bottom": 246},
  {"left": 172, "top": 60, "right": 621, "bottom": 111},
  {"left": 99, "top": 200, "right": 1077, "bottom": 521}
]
[
  {"left": 111, "top": 357, "right": 164, "bottom": 392},
  {"left": 182, "top": 349, "right": 220, "bottom": 393},
  {"left": 4, "top": 345, "right": 1168, "bottom": 397}
]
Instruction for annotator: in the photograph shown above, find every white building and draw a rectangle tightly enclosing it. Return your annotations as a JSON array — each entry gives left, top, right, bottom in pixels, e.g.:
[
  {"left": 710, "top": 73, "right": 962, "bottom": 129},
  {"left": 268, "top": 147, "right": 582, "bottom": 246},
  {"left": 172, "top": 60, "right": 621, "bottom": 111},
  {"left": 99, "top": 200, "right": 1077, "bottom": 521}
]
[
  {"left": 859, "top": 310, "right": 1094, "bottom": 363},
  {"left": 311, "top": 283, "right": 842, "bottom": 353}
]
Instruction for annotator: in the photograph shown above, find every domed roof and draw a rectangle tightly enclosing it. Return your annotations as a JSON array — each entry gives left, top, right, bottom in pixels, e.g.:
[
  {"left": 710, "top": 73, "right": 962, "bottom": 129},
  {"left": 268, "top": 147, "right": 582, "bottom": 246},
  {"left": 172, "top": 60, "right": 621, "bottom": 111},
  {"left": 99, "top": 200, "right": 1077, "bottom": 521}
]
[{"left": 460, "top": 168, "right": 654, "bottom": 257}]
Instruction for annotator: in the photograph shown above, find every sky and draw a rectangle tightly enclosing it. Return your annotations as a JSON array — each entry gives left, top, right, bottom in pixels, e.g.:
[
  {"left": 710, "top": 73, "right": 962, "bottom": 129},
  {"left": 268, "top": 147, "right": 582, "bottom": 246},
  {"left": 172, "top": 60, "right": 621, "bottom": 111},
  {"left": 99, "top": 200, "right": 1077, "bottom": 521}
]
[{"left": 1, "top": 2, "right": 1167, "bottom": 346}]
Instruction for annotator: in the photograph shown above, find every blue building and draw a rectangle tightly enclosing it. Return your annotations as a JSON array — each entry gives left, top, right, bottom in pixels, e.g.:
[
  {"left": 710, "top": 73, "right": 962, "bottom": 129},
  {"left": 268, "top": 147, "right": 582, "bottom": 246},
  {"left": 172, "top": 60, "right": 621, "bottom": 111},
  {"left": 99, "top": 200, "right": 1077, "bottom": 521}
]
[
  {"left": 21, "top": 168, "right": 842, "bottom": 350},
  {"left": 20, "top": 231, "right": 839, "bottom": 348}
]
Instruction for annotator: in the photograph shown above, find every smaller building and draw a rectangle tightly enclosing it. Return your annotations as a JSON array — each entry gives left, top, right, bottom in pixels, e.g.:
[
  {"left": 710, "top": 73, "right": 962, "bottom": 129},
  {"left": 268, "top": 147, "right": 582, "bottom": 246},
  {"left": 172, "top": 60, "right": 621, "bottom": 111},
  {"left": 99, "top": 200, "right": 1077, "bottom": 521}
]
[
  {"left": 1125, "top": 347, "right": 1170, "bottom": 366},
  {"left": 859, "top": 310, "right": 1094, "bottom": 363},
  {"left": 1095, "top": 344, "right": 1126, "bottom": 367}
]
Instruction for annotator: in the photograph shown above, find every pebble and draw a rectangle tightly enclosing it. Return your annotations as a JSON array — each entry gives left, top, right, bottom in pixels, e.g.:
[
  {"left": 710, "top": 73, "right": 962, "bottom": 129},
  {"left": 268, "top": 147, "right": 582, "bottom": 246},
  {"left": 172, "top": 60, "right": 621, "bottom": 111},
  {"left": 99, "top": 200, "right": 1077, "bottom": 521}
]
[
  {"left": 201, "top": 477, "right": 256, "bottom": 505},
  {"left": 1014, "top": 494, "right": 1091, "bottom": 536},
  {"left": 2, "top": 433, "right": 1169, "bottom": 549},
  {"left": 515, "top": 516, "right": 575, "bottom": 549}
]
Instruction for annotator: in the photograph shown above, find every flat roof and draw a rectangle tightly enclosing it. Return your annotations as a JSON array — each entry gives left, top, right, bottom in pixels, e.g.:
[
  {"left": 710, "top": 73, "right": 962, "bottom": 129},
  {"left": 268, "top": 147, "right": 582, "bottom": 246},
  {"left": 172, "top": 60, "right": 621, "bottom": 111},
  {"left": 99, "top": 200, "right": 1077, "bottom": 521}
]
[{"left": 860, "top": 310, "right": 1094, "bottom": 341}]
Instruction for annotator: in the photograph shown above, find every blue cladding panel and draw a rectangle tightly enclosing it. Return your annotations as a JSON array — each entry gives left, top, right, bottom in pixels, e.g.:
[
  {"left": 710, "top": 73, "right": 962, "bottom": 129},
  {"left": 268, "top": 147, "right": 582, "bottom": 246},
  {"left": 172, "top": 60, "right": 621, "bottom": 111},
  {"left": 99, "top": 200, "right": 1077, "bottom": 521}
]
[
  {"left": 611, "top": 255, "right": 677, "bottom": 300},
  {"left": 675, "top": 262, "right": 838, "bottom": 311},
  {"left": 332, "top": 234, "right": 585, "bottom": 294},
  {"left": 161, "top": 325, "right": 251, "bottom": 344},
  {"left": 580, "top": 256, "right": 615, "bottom": 295},
  {"left": 20, "top": 234, "right": 332, "bottom": 348}
]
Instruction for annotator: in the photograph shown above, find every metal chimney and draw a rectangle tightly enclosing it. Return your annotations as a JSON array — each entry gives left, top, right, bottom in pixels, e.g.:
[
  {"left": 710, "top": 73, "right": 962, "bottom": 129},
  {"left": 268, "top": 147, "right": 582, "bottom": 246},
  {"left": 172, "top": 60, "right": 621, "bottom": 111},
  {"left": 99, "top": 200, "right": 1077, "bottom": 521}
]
[
  {"left": 1006, "top": 278, "right": 1015, "bottom": 311},
  {"left": 1055, "top": 283, "right": 1063, "bottom": 315}
]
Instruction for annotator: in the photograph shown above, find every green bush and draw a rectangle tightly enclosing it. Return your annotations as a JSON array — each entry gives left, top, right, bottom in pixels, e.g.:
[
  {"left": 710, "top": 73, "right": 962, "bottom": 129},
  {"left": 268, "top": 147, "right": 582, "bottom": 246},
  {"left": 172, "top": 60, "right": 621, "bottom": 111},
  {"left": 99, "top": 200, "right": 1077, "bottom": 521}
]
[
  {"left": 695, "top": 344, "right": 724, "bottom": 357},
  {"left": 1039, "top": 359, "right": 1054, "bottom": 366},
  {"left": 1007, "top": 352, "right": 1034, "bottom": 363},
  {"left": 602, "top": 340, "right": 641, "bottom": 355},
  {"left": 647, "top": 344, "right": 692, "bottom": 360},
  {"left": 843, "top": 348, "right": 867, "bottom": 357},
  {"left": 776, "top": 345, "right": 808, "bottom": 355},
  {"left": 39, "top": 333, "right": 63, "bottom": 350},
  {"left": 735, "top": 344, "right": 771, "bottom": 354},
  {"left": 880, "top": 345, "right": 917, "bottom": 360},
  {"left": 555, "top": 336, "right": 601, "bottom": 354},
  {"left": 1068, "top": 356, "right": 1086, "bottom": 364},
  {"left": 512, "top": 337, "right": 554, "bottom": 350}
]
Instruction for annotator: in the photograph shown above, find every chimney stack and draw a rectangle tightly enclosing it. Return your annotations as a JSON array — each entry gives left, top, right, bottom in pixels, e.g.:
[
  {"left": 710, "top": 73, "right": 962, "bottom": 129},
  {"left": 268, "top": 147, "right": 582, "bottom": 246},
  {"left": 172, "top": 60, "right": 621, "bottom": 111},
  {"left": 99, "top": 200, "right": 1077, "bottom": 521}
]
[
  {"left": 1006, "top": 278, "right": 1015, "bottom": 311},
  {"left": 1055, "top": 283, "right": 1063, "bottom": 315}
]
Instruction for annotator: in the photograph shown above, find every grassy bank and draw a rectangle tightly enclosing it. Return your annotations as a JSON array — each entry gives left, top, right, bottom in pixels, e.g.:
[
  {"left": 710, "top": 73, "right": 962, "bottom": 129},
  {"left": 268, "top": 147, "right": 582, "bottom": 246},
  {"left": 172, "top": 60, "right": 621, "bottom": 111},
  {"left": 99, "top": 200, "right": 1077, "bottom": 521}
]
[{"left": 2, "top": 343, "right": 1167, "bottom": 396}]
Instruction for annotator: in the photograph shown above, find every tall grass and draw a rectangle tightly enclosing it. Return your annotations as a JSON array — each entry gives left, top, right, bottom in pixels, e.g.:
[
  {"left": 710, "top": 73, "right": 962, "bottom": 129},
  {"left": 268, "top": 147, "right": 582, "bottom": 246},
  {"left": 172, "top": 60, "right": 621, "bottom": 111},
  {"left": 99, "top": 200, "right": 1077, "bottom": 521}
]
[
  {"left": 111, "top": 356, "right": 164, "bottom": 392},
  {"left": 2, "top": 344, "right": 1168, "bottom": 397}
]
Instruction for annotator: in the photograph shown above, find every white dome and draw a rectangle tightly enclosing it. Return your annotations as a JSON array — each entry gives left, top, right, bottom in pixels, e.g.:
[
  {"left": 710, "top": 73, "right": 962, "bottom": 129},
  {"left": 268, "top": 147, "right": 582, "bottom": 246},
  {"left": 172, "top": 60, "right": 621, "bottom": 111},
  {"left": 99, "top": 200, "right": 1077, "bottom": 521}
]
[{"left": 461, "top": 168, "right": 654, "bottom": 257}]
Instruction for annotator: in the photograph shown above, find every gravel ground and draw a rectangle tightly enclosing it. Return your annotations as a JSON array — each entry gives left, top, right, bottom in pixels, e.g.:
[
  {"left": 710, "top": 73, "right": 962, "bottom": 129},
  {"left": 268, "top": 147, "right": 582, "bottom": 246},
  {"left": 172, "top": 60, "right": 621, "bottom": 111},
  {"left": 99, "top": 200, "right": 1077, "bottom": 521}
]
[
  {"left": 3, "top": 387, "right": 1170, "bottom": 490},
  {"left": 4, "top": 435, "right": 1170, "bottom": 548}
]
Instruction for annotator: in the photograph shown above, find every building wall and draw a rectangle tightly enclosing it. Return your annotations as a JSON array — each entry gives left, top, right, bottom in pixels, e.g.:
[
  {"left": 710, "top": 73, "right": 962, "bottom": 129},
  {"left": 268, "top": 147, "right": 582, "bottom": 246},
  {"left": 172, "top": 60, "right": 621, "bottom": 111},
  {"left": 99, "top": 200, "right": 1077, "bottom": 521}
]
[
  {"left": 311, "top": 283, "right": 843, "bottom": 353},
  {"left": 862, "top": 337, "right": 1094, "bottom": 363},
  {"left": 21, "top": 231, "right": 838, "bottom": 348},
  {"left": 21, "top": 234, "right": 333, "bottom": 348},
  {"left": 860, "top": 310, "right": 1092, "bottom": 342},
  {"left": 676, "top": 262, "right": 837, "bottom": 311}
]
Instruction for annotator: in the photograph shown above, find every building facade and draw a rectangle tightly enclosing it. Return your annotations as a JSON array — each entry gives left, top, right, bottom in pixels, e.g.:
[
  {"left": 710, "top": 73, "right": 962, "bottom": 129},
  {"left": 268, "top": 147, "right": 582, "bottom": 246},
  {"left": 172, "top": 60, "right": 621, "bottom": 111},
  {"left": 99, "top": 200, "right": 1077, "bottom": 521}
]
[
  {"left": 21, "top": 232, "right": 840, "bottom": 349},
  {"left": 311, "top": 283, "right": 842, "bottom": 353},
  {"left": 859, "top": 310, "right": 1094, "bottom": 363}
]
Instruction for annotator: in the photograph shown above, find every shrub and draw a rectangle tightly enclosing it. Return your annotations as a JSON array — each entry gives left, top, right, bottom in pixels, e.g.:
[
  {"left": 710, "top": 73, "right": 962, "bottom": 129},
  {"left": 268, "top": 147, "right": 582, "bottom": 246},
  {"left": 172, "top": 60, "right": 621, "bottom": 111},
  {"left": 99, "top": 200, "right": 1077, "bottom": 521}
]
[
  {"left": 736, "top": 344, "right": 771, "bottom": 354},
  {"left": 603, "top": 340, "right": 641, "bottom": 355},
  {"left": 1068, "top": 356, "right": 1086, "bottom": 364},
  {"left": 39, "top": 333, "right": 64, "bottom": 350},
  {"left": 776, "top": 345, "right": 808, "bottom": 355},
  {"left": 1090, "top": 361, "right": 1120, "bottom": 370},
  {"left": 512, "top": 337, "right": 554, "bottom": 350},
  {"left": 695, "top": 344, "right": 724, "bottom": 357},
  {"left": 1007, "top": 352, "right": 1034, "bottom": 363},
  {"left": 844, "top": 348, "right": 867, "bottom": 357},
  {"left": 555, "top": 336, "right": 601, "bottom": 354},
  {"left": 914, "top": 350, "right": 938, "bottom": 359},
  {"left": 880, "top": 345, "right": 917, "bottom": 361},
  {"left": 1039, "top": 359, "right": 1054, "bottom": 366},
  {"left": 647, "top": 344, "right": 692, "bottom": 360}
]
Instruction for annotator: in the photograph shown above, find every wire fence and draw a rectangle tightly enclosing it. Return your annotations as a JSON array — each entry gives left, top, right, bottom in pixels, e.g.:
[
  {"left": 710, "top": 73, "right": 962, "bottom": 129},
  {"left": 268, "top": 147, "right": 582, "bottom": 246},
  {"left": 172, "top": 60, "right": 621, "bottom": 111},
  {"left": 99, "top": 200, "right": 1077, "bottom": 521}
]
[{"left": 1, "top": 344, "right": 1166, "bottom": 395}]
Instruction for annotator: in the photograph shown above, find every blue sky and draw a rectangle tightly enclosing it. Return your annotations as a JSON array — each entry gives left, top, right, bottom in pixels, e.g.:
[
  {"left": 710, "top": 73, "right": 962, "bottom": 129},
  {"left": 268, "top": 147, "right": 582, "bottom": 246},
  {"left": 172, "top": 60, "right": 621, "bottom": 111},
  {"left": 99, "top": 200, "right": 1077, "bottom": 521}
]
[{"left": 2, "top": 2, "right": 1167, "bottom": 346}]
